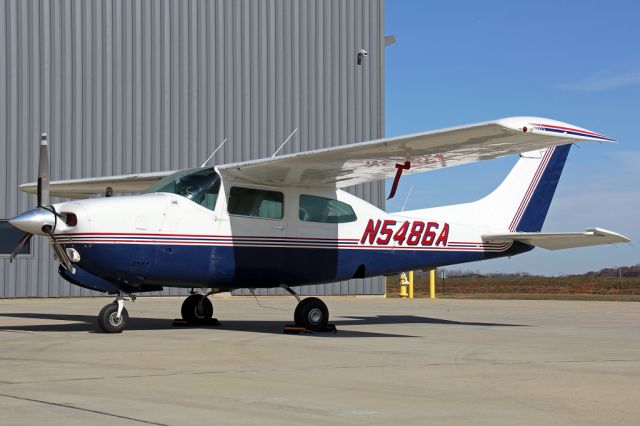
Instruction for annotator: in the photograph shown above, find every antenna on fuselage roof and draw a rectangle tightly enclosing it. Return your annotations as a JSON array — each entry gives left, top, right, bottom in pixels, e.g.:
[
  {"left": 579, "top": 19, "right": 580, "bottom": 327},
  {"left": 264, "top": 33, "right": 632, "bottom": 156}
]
[
  {"left": 401, "top": 185, "right": 414, "bottom": 212},
  {"left": 272, "top": 128, "right": 298, "bottom": 158},
  {"left": 201, "top": 137, "right": 229, "bottom": 167}
]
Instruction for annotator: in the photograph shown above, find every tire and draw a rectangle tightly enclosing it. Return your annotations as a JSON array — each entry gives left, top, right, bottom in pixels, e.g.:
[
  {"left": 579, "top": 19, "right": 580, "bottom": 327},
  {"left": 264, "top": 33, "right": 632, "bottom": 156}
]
[
  {"left": 98, "top": 303, "right": 129, "bottom": 333},
  {"left": 181, "top": 294, "right": 213, "bottom": 324},
  {"left": 293, "top": 298, "right": 309, "bottom": 326},
  {"left": 295, "top": 297, "right": 329, "bottom": 331}
]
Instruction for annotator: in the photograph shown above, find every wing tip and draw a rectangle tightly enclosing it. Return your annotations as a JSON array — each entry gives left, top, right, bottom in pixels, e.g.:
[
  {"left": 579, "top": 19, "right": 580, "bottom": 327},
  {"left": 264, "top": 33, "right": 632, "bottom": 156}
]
[
  {"left": 586, "top": 227, "right": 632, "bottom": 243},
  {"left": 19, "top": 182, "right": 37, "bottom": 194},
  {"left": 496, "top": 116, "right": 615, "bottom": 142}
]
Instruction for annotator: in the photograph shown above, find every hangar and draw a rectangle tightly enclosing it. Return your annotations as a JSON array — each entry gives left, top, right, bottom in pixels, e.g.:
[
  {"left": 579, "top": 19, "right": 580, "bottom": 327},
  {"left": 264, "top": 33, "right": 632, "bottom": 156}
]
[{"left": 0, "top": 0, "right": 387, "bottom": 297}]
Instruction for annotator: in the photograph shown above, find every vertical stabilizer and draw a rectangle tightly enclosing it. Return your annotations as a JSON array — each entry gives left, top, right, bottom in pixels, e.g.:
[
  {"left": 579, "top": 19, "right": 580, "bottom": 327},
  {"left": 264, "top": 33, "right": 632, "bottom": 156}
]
[
  {"left": 471, "top": 144, "right": 571, "bottom": 232},
  {"left": 508, "top": 145, "right": 571, "bottom": 231},
  {"left": 403, "top": 144, "right": 572, "bottom": 232}
]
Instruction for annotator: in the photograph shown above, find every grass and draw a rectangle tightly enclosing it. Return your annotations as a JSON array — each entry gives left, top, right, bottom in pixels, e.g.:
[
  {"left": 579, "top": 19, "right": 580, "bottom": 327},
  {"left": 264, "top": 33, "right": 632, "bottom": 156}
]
[
  {"left": 439, "top": 294, "right": 640, "bottom": 302},
  {"left": 386, "top": 275, "right": 640, "bottom": 302}
]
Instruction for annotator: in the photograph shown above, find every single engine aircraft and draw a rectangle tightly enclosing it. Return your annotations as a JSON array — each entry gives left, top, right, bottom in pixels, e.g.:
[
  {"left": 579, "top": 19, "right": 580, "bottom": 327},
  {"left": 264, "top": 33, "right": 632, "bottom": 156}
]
[{"left": 8, "top": 117, "right": 630, "bottom": 333}]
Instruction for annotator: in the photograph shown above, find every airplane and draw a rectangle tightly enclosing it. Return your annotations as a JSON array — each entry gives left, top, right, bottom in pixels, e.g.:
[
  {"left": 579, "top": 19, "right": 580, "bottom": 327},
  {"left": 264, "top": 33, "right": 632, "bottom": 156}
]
[{"left": 7, "top": 116, "right": 630, "bottom": 333}]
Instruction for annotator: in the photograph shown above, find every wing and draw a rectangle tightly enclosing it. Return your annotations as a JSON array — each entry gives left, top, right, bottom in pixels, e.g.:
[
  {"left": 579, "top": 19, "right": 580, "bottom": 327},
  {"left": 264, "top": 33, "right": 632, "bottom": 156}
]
[
  {"left": 19, "top": 116, "right": 613, "bottom": 197},
  {"left": 217, "top": 116, "right": 614, "bottom": 188},
  {"left": 19, "top": 171, "right": 176, "bottom": 199},
  {"left": 483, "top": 228, "right": 630, "bottom": 250}
]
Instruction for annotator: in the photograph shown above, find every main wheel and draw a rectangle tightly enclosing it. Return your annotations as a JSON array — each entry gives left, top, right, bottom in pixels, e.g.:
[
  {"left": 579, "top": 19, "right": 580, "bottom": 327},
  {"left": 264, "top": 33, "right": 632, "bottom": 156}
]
[
  {"left": 181, "top": 294, "right": 214, "bottom": 324},
  {"left": 294, "top": 297, "right": 329, "bottom": 331},
  {"left": 98, "top": 303, "right": 129, "bottom": 333}
]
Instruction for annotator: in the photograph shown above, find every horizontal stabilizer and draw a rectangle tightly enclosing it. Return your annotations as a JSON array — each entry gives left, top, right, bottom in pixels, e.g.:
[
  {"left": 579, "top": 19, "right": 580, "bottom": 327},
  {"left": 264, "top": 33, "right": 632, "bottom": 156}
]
[{"left": 483, "top": 228, "right": 631, "bottom": 250}]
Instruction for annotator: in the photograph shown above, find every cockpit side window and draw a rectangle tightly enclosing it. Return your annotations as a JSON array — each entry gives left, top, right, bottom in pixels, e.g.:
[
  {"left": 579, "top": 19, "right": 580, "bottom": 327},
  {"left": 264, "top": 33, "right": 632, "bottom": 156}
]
[{"left": 145, "top": 168, "right": 221, "bottom": 211}]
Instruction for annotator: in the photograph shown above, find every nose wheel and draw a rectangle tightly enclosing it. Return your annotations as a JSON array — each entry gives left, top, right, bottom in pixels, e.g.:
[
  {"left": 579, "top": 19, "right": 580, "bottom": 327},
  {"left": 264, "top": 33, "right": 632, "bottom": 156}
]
[{"left": 98, "top": 292, "right": 134, "bottom": 333}]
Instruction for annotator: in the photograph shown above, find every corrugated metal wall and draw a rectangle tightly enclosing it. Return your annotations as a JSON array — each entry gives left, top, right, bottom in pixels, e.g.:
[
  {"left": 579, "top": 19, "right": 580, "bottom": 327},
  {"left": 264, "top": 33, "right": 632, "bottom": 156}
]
[{"left": 0, "top": 0, "right": 385, "bottom": 297}]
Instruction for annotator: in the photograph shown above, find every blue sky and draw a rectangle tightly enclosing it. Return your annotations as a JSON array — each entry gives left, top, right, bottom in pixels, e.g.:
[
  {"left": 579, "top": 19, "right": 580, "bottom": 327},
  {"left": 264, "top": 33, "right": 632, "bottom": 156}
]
[{"left": 384, "top": 0, "right": 639, "bottom": 275}]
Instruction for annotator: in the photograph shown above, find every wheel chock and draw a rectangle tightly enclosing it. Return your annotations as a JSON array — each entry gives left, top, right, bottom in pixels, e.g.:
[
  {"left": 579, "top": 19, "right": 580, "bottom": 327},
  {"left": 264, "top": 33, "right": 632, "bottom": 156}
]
[
  {"left": 172, "top": 318, "right": 221, "bottom": 327},
  {"left": 283, "top": 324, "right": 337, "bottom": 334}
]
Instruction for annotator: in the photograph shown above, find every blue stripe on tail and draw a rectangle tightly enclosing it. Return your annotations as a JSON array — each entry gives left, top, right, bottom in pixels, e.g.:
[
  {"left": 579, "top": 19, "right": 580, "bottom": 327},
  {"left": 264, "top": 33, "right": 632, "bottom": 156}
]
[{"left": 515, "top": 144, "right": 571, "bottom": 232}]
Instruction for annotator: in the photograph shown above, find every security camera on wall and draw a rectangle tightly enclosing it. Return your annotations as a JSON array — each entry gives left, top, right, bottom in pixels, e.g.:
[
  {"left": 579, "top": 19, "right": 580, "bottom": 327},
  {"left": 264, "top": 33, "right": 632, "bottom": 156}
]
[{"left": 357, "top": 49, "right": 368, "bottom": 65}]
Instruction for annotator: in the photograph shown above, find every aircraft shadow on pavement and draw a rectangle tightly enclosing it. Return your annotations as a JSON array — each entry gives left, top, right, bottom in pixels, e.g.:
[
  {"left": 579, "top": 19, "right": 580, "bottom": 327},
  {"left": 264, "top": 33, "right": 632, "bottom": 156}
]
[{"left": 0, "top": 312, "right": 526, "bottom": 337}]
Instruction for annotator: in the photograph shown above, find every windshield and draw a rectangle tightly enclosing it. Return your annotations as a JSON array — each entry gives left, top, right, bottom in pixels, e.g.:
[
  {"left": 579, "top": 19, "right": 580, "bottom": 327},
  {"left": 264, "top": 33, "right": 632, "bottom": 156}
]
[{"left": 145, "top": 167, "right": 221, "bottom": 210}]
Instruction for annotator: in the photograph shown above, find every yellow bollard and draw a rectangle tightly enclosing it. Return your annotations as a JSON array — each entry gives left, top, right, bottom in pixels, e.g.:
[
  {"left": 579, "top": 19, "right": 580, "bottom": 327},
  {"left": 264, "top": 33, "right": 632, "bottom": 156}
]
[
  {"left": 429, "top": 268, "right": 436, "bottom": 299},
  {"left": 408, "top": 270, "right": 414, "bottom": 299},
  {"left": 399, "top": 272, "right": 409, "bottom": 298}
]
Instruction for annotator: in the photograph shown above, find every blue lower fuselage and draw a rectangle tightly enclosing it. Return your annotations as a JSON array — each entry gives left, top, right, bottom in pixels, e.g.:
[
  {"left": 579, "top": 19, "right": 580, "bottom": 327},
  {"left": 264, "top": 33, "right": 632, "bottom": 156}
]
[{"left": 59, "top": 242, "right": 533, "bottom": 293}]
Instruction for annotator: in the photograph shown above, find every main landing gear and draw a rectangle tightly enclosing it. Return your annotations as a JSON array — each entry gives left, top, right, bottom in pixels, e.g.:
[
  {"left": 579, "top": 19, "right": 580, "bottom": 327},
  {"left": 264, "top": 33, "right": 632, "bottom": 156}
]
[
  {"left": 180, "top": 292, "right": 214, "bottom": 324},
  {"left": 282, "top": 285, "right": 331, "bottom": 332}
]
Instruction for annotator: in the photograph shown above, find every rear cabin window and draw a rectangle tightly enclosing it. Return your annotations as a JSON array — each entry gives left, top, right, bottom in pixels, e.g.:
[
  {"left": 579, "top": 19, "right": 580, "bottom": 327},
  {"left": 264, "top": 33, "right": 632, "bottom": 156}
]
[
  {"left": 299, "top": 195, "right": 357, "bottom": 223},
  {"left": 228, "top": 187, "right": 284, "bottom": 219}
]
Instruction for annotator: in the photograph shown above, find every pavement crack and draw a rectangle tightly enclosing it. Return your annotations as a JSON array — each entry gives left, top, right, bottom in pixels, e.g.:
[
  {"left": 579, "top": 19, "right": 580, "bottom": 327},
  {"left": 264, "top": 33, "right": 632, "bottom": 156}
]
[
  {"left": 7, "top": 358, "right": 640, "bottom": 386},
  {"left": 0, "top": 392, "right": 171, "bottom": 426}
]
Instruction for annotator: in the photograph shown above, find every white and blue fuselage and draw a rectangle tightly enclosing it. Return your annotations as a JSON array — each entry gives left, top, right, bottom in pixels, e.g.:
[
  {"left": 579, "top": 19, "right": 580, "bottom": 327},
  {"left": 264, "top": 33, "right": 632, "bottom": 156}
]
[{"left": 52, "top": 145, "right": 564, "bottom": 294}]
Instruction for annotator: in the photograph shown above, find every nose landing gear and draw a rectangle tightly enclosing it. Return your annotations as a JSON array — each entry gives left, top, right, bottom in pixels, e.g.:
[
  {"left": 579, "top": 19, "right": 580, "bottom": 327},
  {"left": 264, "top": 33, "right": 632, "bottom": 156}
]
[{"left": 98, "top": 292, "right": 135, "bottom": 333}]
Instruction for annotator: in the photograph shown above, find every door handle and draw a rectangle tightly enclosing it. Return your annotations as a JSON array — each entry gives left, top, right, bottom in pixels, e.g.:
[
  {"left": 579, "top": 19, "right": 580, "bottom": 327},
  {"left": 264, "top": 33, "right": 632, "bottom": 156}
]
[{"left": 274, "top": 226, "right": 286, "bottom": 231}]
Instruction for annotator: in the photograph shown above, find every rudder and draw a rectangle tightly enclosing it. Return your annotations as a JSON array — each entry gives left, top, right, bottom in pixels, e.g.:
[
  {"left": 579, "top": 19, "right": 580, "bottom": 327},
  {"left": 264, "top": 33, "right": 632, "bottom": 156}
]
[{"left": 510, "top": 145, "right": 571, "bottom": 231}]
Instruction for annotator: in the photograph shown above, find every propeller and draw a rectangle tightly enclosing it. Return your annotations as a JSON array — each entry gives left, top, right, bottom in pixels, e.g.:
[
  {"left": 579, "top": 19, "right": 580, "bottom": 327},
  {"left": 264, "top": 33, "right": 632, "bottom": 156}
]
[
  {"left": 38, "top": 133, "right": 50, "bottom": 207},
  {"left": 9, "top": 133, "right": 75, "bottom": 273},
  {"left": 9, "top": 232, "right": 33, "bottom": 261}
]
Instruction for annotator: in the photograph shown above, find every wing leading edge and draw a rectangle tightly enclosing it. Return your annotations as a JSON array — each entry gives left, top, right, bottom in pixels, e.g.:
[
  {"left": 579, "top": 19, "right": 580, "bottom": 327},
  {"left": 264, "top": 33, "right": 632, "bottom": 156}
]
[
  {"left": 216, "top": 116, "right": 614, "bottom": 188},
  {"left": 483, "top": 228, "right": 630, "bottom": 250}
]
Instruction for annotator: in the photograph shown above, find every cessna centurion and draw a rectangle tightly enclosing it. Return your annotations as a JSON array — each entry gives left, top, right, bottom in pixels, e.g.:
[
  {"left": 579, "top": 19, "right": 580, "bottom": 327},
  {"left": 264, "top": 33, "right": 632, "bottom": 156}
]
[{"left": 8, "top": 117, "right": 630, "bottom": 332}]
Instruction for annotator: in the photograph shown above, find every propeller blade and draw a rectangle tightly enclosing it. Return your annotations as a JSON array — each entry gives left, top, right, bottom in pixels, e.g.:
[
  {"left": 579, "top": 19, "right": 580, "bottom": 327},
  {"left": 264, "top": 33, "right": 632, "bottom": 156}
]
[
  {"left": 43, "top": 227, "right": 76, "bottom": 274},
  {"left": 38, "top": 133, "right": 50, "bottom": 207},
  {"left": 9, "top": 232, "right": 33, "bottom": 262}
]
